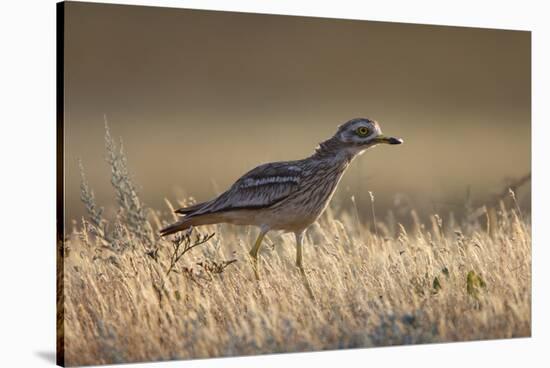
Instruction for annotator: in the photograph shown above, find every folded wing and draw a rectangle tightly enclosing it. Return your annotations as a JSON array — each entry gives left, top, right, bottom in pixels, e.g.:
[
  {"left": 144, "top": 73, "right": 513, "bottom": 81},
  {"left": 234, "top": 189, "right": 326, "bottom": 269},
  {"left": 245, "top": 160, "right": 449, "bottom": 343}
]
[{"left": 193, "top": 162, "right": 302, "bottom": 215}]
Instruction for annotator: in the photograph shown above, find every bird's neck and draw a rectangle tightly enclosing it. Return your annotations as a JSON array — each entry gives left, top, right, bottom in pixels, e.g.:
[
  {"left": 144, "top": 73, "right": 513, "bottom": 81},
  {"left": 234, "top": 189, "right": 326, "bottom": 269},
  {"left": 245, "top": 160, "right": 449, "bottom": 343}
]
[{"left": 311, "top": 136, "right": 358, "bottom": 165}]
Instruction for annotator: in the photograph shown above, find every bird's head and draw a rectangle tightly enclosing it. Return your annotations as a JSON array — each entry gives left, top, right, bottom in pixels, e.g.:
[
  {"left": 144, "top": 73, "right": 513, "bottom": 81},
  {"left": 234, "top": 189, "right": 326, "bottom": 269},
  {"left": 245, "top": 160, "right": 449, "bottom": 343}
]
[
  {"left": 331, "top": 117, "right": 403, "bottom": 157},
  {"left": 314, "top": 117, "right": 403, "bottom": 160}
]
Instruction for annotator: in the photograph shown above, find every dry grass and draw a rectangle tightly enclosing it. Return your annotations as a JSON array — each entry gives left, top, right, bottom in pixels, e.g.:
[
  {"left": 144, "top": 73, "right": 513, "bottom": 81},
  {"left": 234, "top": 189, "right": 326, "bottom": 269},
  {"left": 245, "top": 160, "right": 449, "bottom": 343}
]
[
  {"left": 61, "top": 200, "right": 531, "bottom": 366},
  {"left": 59, "top": 127, "right": 531, "bottom": 366}
]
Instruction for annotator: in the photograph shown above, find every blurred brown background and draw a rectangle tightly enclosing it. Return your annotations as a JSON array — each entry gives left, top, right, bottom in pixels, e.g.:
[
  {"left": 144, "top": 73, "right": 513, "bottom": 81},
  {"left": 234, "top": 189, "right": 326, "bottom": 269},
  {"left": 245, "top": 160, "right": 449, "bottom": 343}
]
[{"left": 63, "top": 2, "right": 531, "bottom": 226}]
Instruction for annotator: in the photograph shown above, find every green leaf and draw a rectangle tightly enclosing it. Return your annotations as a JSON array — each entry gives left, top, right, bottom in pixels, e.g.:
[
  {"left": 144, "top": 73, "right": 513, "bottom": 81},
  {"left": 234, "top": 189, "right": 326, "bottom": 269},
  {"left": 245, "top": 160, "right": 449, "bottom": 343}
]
[
  {"left": 466, "top": 271, "right": 486, "bottom": 298},
  {"left": 433, "top": 276, "right": 442, "bottom": 291}
]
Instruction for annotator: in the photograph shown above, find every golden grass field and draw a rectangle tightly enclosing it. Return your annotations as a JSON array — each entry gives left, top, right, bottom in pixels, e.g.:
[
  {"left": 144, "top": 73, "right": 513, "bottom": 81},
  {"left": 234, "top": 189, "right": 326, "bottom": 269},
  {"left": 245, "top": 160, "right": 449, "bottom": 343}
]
[{"left": 58, "top": 128, "right": 531, "bottom": 366}]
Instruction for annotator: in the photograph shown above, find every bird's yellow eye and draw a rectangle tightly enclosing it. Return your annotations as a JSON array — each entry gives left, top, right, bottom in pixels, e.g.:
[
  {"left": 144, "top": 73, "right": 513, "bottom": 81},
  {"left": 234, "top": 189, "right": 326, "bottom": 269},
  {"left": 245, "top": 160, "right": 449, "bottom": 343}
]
[{"left": 356, "top": 126, "right": 370, "bottom": 137}]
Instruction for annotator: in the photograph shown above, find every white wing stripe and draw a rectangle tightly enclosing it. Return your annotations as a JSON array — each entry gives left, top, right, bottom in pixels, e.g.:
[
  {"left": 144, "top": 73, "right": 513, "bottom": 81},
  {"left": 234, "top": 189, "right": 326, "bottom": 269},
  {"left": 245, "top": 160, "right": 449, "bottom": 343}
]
[{"left": 241, "top": 176, "right": 300, "bottom": 189}]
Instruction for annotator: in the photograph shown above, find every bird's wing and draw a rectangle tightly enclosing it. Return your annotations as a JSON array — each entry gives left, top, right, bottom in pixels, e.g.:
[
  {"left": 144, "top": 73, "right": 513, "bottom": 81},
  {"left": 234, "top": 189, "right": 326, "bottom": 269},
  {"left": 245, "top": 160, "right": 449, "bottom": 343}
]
[{"left": 195, "top": 162, "right": 302, "bottom": 214}]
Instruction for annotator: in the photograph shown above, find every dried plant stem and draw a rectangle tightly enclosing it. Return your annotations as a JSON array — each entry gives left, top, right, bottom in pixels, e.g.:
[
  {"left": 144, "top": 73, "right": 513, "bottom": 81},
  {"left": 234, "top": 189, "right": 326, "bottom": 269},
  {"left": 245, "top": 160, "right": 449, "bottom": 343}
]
[{"left": 369, "top": 191, "right": 379, "bottom": 238}]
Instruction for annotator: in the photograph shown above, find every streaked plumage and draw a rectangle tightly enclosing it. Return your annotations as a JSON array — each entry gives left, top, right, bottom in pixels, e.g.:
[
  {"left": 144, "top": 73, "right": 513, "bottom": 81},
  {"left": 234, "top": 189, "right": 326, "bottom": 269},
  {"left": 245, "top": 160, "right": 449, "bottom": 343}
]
[{"left": 160, "top": 117, "right": 403, "bottom": 297}]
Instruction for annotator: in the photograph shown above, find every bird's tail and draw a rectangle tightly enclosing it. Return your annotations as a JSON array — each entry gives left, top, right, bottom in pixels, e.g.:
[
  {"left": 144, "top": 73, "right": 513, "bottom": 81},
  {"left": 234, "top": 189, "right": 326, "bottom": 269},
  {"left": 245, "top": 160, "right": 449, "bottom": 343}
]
[
  {"left": 159, "top": 213, "right": 218, "bottom": 237},
  {"left": 160, "top": 218, "right": 194, "bottom": 237}
]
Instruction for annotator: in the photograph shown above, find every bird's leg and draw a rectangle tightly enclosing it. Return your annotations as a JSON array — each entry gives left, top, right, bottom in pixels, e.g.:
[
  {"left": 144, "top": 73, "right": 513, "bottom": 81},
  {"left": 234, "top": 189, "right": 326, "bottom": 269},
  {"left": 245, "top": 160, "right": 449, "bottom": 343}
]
[
  {"left": 295, "top": 232, "right": 315, "bottom": 300},
  {"left": 249, "top": 228, "right": 267, "bottom": 280}
]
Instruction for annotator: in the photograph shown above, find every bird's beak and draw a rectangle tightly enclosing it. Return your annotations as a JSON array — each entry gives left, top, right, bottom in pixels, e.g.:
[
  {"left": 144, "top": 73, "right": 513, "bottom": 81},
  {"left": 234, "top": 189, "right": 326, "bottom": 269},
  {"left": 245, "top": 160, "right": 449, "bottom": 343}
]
[{"left": 373, "top": 135, "right": 403, "bottom": 145}]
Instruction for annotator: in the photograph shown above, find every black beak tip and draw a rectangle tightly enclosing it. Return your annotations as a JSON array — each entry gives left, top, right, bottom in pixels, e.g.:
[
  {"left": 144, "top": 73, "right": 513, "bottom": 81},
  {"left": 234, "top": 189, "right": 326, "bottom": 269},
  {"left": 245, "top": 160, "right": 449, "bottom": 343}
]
[{"left": 388, "top": 137, "right": 404, "bottom": 145}]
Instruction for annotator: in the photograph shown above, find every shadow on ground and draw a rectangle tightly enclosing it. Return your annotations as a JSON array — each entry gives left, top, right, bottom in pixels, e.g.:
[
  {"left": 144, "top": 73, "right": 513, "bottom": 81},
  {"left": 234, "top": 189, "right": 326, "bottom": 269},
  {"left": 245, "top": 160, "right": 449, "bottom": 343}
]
[{"left": 35, "top": 351, "right": 56, "bottom": 365}]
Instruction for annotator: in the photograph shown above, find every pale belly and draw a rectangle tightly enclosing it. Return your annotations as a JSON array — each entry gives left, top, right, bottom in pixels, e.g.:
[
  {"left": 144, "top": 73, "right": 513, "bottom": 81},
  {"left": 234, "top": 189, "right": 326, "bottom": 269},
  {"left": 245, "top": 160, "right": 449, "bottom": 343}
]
[
  {"left": 219, "top": 191, "right": 334, "bottom": 233},
  {"left": 219, "top": 208, "right": 319, "bottom": 232}
]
